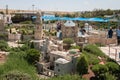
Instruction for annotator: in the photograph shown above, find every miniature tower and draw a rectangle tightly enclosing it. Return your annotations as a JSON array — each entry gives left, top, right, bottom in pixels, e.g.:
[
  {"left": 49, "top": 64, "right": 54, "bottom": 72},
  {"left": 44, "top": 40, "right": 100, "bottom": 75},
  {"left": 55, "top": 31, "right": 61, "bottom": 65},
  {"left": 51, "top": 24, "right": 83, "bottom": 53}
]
[{"left": 34, "top": 12, "right": 43, "bottom": 40}]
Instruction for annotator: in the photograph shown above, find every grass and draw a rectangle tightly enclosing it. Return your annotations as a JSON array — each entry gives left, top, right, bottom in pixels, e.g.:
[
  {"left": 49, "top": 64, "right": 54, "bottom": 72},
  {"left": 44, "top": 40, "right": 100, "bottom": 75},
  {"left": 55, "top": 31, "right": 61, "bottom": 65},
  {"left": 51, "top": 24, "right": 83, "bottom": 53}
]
[{"left": 0, "top": 51, "right": 39, "bottom": 80}]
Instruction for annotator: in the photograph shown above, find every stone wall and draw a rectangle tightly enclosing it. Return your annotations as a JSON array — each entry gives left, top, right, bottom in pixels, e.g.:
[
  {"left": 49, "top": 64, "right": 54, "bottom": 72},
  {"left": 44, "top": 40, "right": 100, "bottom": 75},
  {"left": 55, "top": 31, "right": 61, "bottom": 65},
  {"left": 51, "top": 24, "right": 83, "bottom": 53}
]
[
  {"left": 23, "top": 35, "right": 34, "bottom": 40},
  {"left": 88, "top": 37, "right": 117, "bottom": 45},
  {"left": 8, "top": 33, "right": 21, "bottom": 41},
  {"left": 61, "top": 25, "right": 78, "bottom": 41}
]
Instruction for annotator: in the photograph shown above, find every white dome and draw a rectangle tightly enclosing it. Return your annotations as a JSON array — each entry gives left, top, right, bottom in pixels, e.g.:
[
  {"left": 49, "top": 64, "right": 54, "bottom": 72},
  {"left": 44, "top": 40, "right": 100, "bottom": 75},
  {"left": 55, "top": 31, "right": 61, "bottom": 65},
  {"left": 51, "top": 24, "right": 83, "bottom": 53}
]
[{"left": 64, "top": 20, "right": 75, "bottom": 27}]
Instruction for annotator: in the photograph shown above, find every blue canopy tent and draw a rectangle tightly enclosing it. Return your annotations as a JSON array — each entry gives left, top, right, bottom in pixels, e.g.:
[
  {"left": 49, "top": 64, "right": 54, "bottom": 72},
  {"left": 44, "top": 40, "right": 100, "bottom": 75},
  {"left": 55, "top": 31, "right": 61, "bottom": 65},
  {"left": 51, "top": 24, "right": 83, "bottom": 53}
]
[
  {"left": 72, "top": 17, "right": 89, "bottom": 21},
  {"left": 87, "top": 18, "right": 108, "bottom": 22},
  {"left": 32, "top": 16, "right": 108, "bottom": 22}
]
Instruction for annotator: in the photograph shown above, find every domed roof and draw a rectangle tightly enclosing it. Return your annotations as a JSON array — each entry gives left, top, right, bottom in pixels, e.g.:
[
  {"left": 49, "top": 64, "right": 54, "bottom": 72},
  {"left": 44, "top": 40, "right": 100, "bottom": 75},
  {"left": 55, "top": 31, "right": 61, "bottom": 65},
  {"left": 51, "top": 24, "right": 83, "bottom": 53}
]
[{"left": 64, "top": 20, "right": 75, "bottom": 27}]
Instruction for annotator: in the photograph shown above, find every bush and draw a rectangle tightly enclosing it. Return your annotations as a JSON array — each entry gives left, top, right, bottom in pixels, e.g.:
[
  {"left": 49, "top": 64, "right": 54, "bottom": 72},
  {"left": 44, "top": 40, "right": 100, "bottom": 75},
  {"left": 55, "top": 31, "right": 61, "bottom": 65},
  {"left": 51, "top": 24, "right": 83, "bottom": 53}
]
[
  {"left": 106, "top": 62, "right": 119, "bottom": 74},
  {"left": 92, "top": 64, "right": 108, "bottom": 77},
  {"left": 84, "top": 44, "right": 105, "bottom": 57},
  {"left": 104, "top": 72, "right": 117, "bottom": 80},
  {"left": 77, "top": 55, "right": 88, "bottom": 75},
  {"left": 63, "top": 38, "right": 74, "bottom": 45},
  {"left": 0, "top": 33, "right": 8, "bottom": 41},
  {"left": 0, "top": 40, "right": 9, "bottom": 51},
  {"left": 70, "top": 45, "right": 81, "bottom": 50},
  {"left": 26, "top": 49, "right": 40, "bottom": 64},
  {"left": 82, "top": 51, "right": 100, "bottom": 65}
]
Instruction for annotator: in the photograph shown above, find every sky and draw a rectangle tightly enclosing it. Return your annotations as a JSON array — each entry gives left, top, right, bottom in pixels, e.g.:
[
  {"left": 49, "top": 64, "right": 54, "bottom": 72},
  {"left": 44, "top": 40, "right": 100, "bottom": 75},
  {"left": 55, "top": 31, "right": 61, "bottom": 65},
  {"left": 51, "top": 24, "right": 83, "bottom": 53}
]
[{"left": 0, "top": 0, "right": 120, "bottom": 12}]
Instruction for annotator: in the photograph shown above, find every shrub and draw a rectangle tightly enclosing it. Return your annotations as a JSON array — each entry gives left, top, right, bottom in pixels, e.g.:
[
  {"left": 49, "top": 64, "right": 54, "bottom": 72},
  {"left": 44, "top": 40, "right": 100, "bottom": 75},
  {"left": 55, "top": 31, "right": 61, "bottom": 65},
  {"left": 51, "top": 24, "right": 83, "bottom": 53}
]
[
  {"left": 92, "top": 64, "right": 108, "bottom": 77},
  {"left": 77, "top": 55, "right": 88, "bottom": 75},
  {"left": 106, "top": 62, "right": 119, "bottom": 74},
  {"left": 26, "top": 49, "right": 40, "bottom": 64},
  {"left": 0, "top": 40, "right": 9, "bottom": 51},
  {"left": 0, "top": 33, "right": 8, "bottom": 41},
  {"left": 104, "top": 72, "right": 117, "bottom": 80},
  {"left": 63, "top": 38, "right": 74, "bottom": 45},
  {"left": 84, "top": 44, "right": 105, "bottom": 57},
  {"left": 70, "top": 45, "right": 80, "bottom": 50},
  {"left": 82, "top": 51, "right": 100, "bottom": 65}
]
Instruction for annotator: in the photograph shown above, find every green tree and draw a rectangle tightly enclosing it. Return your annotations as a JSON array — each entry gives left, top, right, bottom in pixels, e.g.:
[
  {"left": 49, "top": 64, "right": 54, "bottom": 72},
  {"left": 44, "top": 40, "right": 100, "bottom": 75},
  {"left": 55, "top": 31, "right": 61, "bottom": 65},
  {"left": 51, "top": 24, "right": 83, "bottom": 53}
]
[
  {"left": 92, "top": 64, "right": 108, "bottom": 78},
  {"left": 77, "top": 55, "right": 88, "bottom": 75},
  {"left": 104, "top": 73, "right": 117, "bottom": 80},
  {"left": 26, "top": 49, "right": 40, "bottom": 64},
  {"left": 106, "top": 62, "right": 119, "bottom": 74}
]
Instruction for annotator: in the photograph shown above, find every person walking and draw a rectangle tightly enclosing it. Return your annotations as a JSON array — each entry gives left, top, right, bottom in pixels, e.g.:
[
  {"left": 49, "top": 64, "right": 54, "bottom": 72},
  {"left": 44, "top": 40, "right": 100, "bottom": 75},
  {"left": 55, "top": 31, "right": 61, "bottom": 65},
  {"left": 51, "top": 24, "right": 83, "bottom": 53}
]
[
  {"left": 108, "top": 27, "right": 113, "bottom": 38},
  {"left": 116, "top": 27, "right": 120, "bottom": 45}
]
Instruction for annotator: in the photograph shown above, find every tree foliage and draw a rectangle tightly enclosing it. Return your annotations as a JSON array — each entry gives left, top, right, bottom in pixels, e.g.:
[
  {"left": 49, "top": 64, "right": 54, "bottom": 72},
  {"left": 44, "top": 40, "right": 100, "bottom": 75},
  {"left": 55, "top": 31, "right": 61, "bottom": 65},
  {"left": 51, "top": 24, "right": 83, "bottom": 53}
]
[
  {"left": 106, "top": 62, "right": 119, "bottom": 74},
  {"left": 92, "top": 64, "right": 108, "bottom": 77},
  {"left": 26, "top": 49, "right": 40, "bottom": 64},
  {"left": 77, "top": 55, "right": 88, "bottom": 75}
]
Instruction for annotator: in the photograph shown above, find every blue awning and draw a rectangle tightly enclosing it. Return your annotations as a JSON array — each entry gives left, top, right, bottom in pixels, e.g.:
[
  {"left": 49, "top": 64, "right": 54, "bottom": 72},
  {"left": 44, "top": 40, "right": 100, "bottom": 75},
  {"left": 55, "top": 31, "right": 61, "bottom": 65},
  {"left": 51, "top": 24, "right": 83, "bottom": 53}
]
[{"left": 32, "top": 16, "right": 108, "bottom": 22}]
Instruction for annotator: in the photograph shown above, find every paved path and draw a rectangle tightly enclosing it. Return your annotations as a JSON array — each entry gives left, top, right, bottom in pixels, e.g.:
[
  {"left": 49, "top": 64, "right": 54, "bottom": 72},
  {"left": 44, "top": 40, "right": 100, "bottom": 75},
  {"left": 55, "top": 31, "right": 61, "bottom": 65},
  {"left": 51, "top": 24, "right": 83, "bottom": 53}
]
[{"left": 100, "top": 46, "right": 120, "bottom": 65}]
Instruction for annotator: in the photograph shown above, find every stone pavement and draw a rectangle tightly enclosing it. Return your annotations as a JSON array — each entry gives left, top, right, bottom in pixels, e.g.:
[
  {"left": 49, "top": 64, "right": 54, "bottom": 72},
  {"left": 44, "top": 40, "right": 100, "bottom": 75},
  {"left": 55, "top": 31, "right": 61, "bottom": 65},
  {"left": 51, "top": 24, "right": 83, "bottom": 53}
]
[{"left": 100, "top": 45, "right": 120, "bottom": 65}]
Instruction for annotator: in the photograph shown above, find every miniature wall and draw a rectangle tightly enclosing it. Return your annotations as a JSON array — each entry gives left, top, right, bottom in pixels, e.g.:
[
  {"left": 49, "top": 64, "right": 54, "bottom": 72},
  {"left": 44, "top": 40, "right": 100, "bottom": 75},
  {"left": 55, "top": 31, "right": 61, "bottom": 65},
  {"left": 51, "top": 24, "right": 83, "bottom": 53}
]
[
  {"left": 8, "top": 33, "right": 21, "bottom": 41},
  {"left": 88, "top": 37, "right": 117, "bottom": 45}
]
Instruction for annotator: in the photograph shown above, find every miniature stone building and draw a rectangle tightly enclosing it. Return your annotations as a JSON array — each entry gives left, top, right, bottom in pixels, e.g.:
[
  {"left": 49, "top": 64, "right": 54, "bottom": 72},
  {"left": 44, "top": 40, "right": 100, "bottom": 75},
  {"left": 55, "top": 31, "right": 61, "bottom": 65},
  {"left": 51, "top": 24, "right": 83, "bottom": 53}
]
[
  {"left": 54, "top": 58, "right": 70, "bottom": 75},
  {"left": 61, "top": 21, "right": 78, "bottom": 41},
  {"left": 54, "top": 49, "right": 80, "bottom": 75}
]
